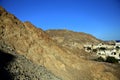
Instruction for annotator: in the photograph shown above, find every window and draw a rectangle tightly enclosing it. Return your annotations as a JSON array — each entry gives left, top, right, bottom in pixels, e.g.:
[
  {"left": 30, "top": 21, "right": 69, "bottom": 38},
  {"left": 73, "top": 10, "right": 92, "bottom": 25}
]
[
  {"left": 114, "top": 52, "right": 116, "bottom": 55},
  {"left": 112, "top": 52, "right": 116, "bottom": 55}
]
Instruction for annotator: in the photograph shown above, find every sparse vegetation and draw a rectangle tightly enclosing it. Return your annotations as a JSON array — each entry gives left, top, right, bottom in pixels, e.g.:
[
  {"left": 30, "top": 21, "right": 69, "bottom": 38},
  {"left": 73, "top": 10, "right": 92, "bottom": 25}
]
[
  {"left": 106, "top": 56, "right": 119, "bottom": 63},
  {"left": 96, "top": 56, "right": 119, "bottom": 63},
  {"left": 97, "top": 56, "right": 105, "bottom": 62},
  {"left": 87, "top": 47, "right": 91, "bottom": 51},
  {"left": 99, "top": 47, "right": 106, "bottom": 51},
  {"left": 92, "top": 49, "right": 97, "bottom": 53}
]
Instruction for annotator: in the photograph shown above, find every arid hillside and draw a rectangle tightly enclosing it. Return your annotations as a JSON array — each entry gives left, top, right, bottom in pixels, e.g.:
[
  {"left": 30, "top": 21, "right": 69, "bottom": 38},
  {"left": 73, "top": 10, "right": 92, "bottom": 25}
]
[
  {"left": 46, "top": 30, "right": 101, "bottom": 57},
  {"left": 46, "top": 29, "right": 100, "bottom": 45},
  {"left": 0, "top": 6, "right": 120, "bottom": 80}
]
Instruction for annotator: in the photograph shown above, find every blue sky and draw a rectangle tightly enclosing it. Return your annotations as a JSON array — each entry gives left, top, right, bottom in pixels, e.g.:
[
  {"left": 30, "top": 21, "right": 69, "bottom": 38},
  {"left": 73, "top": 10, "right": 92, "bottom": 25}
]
[{"left": 0, "top": 0, "right": 120, "bottom": 40}]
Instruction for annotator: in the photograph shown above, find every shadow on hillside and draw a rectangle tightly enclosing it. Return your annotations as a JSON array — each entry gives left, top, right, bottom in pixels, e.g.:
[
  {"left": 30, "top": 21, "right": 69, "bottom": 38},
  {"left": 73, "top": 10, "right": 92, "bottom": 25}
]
[{"left": 0, "top": 50, "right": 15, "bottom": 80}]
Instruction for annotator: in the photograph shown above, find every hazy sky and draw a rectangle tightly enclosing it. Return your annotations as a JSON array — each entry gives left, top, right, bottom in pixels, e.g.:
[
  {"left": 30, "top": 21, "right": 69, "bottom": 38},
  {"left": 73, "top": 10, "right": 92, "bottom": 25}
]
[{"left": 0, "top": 0, "right": 120, "bottom": 40}]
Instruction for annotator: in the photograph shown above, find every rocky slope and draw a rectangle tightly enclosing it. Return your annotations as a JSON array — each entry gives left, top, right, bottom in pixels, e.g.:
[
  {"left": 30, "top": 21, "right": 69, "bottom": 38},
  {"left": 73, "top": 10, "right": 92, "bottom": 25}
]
[
  {"left": 46, "top": 29, "right": 100, "bottom": 46},
  {"left": 46, "top": 30, "right": 101, "bottom": 57},
  {"left": 0, "top": 6, "right": 120, "bottom": 80},
  {"left": 0, "top": 42, "right": 61, "bottom": 80}
]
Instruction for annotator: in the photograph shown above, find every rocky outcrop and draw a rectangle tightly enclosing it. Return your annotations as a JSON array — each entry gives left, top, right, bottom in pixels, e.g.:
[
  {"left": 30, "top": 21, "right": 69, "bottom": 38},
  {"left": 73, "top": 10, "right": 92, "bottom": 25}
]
[{"left": 0, "top": 6, "right": 120, "bottom": 80}]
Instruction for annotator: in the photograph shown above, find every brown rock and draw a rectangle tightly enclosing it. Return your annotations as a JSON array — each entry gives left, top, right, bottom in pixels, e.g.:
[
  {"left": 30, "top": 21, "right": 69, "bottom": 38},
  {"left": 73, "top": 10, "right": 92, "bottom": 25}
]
[{"left": 0, "top": 6, "right": 120, "bottom": 80}]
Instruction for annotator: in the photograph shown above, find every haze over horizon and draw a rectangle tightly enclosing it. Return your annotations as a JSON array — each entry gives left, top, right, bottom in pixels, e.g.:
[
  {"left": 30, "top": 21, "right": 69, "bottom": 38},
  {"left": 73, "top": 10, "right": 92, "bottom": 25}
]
[{"left": 0, "top": 0, "right": 120, "bottom": 40}]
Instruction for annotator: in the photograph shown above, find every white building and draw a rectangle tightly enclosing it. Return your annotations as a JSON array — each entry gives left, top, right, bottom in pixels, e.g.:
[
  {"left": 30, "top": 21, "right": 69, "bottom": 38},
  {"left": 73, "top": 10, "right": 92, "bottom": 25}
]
[
  {"left": 115, "top": 40, "right": 120, "bottom": 47},
  {"left": 97, "top": 49, "right": 120, "bottom": 60},
  {"left": 84, "top": 41, "right": 120, "bottom": 61}
]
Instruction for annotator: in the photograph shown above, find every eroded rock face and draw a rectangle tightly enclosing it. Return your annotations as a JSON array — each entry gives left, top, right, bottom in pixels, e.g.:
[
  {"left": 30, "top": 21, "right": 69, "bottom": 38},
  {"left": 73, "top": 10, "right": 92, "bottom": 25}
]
[{"left": 0, "top": 6, "right": 120, "bottom": 80}]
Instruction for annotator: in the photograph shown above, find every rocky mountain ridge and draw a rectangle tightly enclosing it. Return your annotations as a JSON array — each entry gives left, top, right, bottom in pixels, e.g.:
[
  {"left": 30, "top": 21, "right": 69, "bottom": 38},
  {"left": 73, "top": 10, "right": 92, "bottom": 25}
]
[
  {"left": 0, "top": 6, "right": 120, "bottom": 80},
  {"left": 46, "top": 29, "right": 101, "bottom": 57}
]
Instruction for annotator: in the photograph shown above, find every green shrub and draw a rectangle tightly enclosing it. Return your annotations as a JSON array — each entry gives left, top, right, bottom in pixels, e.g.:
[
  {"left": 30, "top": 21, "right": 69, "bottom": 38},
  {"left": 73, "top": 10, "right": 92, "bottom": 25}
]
[
  {"left": 92, "top": 49, "right": 97, "bottom": 53},
  {"left": 87, "top": 47, "right": 91, "bottom": 50},
  {"left": 106, "top": 56, "right": 118, "bottom": 63},
  {"left": 97, "top": 56, "right": 105, "bottom": 62}
]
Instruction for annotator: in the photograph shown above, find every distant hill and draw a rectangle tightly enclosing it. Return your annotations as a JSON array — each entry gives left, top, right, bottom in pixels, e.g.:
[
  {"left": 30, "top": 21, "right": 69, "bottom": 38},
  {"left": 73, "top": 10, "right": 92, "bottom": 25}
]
[
  {"left": 46, "top": 29, "right": 101, "bottom": 45},
  {"left": 46, "top": 29, "right": 101, "bottom": 56},
  {"left": 0, "top": 6, "right": 120, "bottom": 80}
]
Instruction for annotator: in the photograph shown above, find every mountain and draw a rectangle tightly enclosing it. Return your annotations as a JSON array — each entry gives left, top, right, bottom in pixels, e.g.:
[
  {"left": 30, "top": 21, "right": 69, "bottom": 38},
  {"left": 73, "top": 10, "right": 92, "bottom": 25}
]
[
  {"left": 46, "top": 29, "right": 100, "bottom": 45},
  {"left": 46, "top": 29, "right": 101, "bottom": 57},
  {"left": 0, "top": 6, "right": 120, "bottom": 80}
]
